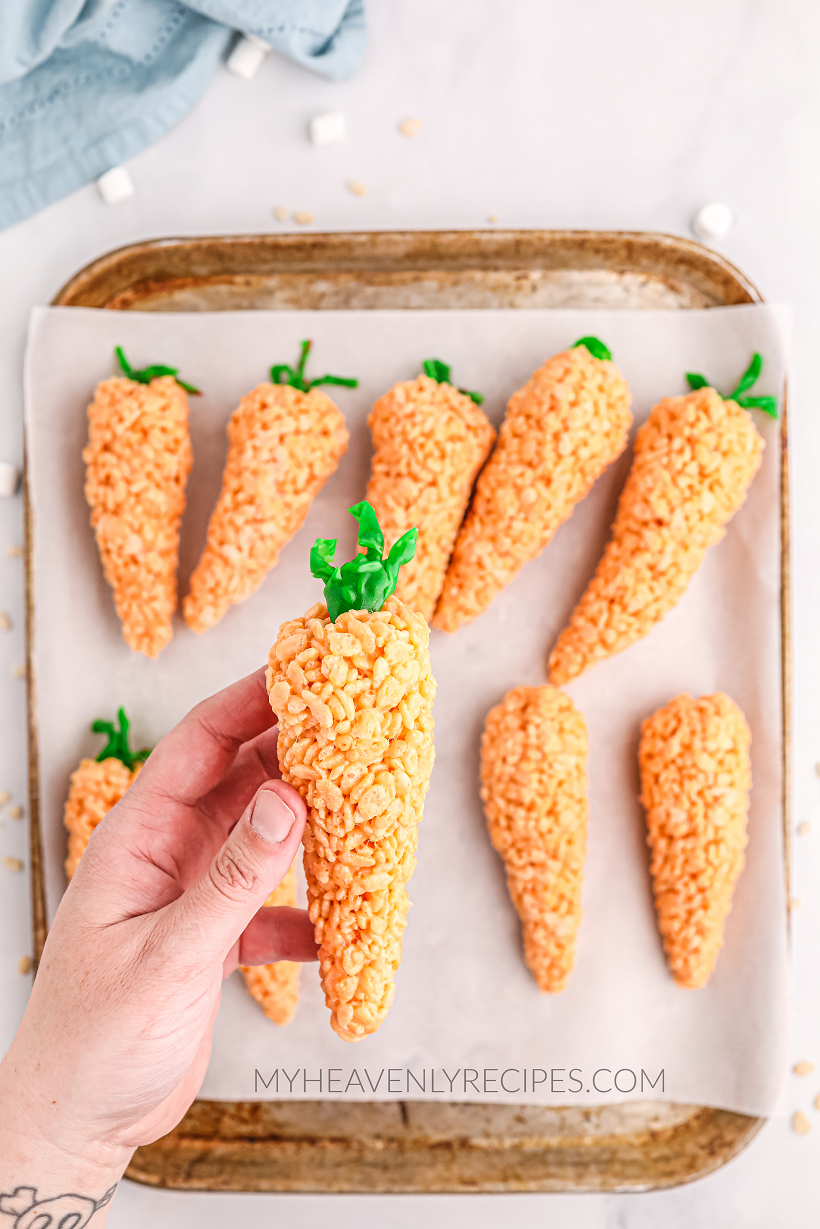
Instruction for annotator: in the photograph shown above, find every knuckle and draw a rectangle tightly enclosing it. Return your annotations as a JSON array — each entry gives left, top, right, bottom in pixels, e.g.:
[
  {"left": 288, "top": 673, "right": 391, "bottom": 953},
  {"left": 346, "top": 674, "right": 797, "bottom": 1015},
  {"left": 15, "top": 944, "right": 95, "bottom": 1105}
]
[{"left": 209, "top": 844, "right": 263, "bottom": 901}]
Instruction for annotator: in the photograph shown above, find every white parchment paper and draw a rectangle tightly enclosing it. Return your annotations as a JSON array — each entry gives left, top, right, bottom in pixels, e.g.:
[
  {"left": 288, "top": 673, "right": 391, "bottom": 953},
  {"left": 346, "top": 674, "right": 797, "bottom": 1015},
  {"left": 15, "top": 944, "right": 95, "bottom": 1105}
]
[{"left": 25, "top": 303, "right": 789, "bottom": 1116}]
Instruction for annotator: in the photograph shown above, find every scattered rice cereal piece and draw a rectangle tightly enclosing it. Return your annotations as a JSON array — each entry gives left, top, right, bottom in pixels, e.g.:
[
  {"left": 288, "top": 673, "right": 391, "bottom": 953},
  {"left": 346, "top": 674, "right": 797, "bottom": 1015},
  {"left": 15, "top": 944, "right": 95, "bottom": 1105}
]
[
  {"left": 346, "top": 181, "right": 367, "bottom": 196},
  {"left": 18, "top": 956, "right": 33, "bottom": 975},
  {"left": 798, "top": 821, "right": 811, "bottom": 836},
  {"left": 793, "top": 1111, "right": 812, "bottom": 1134},
  {"left": 274, "top": 206, "right": 290, "bottom": 221},
  {"left": 0, "top": 792, "right": 9, "bottom": 807},
  {"left": 0, "top": 613, "right": 11, "bottom": 630},
  {"left": 794, "top": 1061, "right": 815, "bottom": 1076},
  {"left": 293, "top": 211, "right": 314, "bottom": 225},
  {"left": 8, "top": 806, "right": 23, "bottom": 820},
  {"left": 3, "top": 857, "right": 23, "bottom": 872},
  {"left": 399, "top": 118, "right": 422, "bottom": 137},
  {"left": 12, "top": 664, "right": 25, "bottom": 678},
  {"left": 6, "top": 545, "right": 23, "bottom": 558}
]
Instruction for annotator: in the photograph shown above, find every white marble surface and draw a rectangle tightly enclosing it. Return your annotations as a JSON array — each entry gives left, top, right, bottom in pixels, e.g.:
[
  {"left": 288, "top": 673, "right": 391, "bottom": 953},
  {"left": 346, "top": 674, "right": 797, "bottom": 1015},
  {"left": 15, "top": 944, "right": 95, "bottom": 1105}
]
[{"left": 1, "top": 0, "right": 819, "bottom": 1222}]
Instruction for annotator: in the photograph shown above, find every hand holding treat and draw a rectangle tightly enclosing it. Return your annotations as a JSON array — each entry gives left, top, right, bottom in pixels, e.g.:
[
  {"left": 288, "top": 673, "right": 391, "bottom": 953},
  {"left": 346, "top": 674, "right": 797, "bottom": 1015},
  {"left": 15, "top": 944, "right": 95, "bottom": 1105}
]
[
  {"left": 639, "top": 692, "right": 752, "bottom": 989},
  {"left": 64, "top": 707, "right": 152, "bottom": 880},
  {"left": 434, "top": 338, "right": 632, "bottom": 632},
  {"left": 267, "top": 501, "right": 436, "bottom": 1042},
  {"left": 365, "top": 359, "right": 495, "bottom": 621},
  {"left": 0, "top": 673, "right": 315, "bottom": 1198},
  {"left": 549, "top": 355, "right": 771, "bottom": 685},
  {"left": 183, "top": 340, "right": 354, "bottom": 633},
  {"left": 480, "top": 685, "right": 589, "bottom": 993},
  {"left": 83, "top": 347, "right": 195, "bottom": 657}
]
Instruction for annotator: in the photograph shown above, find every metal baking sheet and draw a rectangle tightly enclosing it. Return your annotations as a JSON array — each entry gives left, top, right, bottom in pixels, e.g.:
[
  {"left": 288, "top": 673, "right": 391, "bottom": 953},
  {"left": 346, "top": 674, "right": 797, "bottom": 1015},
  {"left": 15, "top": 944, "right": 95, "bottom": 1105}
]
[{"left": 26, "top": 229, "right": 787, "bottom": 1192}]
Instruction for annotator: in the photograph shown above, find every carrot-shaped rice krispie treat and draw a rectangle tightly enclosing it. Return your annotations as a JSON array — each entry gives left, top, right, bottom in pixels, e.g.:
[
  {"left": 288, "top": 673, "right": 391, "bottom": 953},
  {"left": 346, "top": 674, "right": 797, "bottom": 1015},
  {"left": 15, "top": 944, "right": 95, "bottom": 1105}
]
[
  {"left": 480, "top": 685, "right": 588, "bottom": 993},
  {"left": 639, "top": 692, "right": 752, "bottom": 989},
  {"left": 549, "top": 355, "right": 774, "bottom": 685},
  {"left": 64, "top": 708, "right": 151, "bottom": 880},
  {"left": 183, "top": 341, "right": 354, "bottom": 633},
  {"left": 267, "top": 501, "right": 435, "bottom": 1042},
  {"left": 239, "top": 859, "right": 301, "bottom": 1025},
  {"left": 434, "top": 338, "right": 632, "bottom": 632},
  {"left": 366, "top": 359, "right": 495, "bottom": 621},
  {"left": 84, "top": 347, "right": 196, "bottom": 657}
]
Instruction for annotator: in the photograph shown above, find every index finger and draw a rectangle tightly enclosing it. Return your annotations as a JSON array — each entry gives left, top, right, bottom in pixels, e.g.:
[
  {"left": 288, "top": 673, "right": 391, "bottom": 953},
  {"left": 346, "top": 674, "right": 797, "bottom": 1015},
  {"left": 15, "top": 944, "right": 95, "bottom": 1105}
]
[{"left": 136, "top": 667, "right": 275, "bottom": 806}]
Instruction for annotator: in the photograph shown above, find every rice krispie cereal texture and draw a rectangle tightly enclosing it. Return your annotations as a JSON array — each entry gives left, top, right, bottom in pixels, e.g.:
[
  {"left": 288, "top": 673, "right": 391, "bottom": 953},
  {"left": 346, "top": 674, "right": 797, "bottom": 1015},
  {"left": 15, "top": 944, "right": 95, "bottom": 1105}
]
[
  {"left": 240, "top": 861, "right": 301, "bottom": 1026},
  {"left": 64, "top": 756, "right": 141, "bottom": 880},
  {"left": 83, "top": 376, "right": 192, "bottom": 658},
  {"left": 434, "top": 346, "right": 632, "bottom": 632},
  {"left": 184, "top": 383, "right": 349, "bottom": 633},
  {"left": 549, "top": 388, "right": 764, "bottom": 685},
  {"left": 267, "top": 595, "right": 436, "bottom": 1042},
  {"left": 366, "top": 374, "right": 496, "bottom": 621},
  {"left": 639, "top": 692, "right": 751, "bottom": 990},
  {"left": 480, "top": 685, "right": 588, "bottom": 994}
]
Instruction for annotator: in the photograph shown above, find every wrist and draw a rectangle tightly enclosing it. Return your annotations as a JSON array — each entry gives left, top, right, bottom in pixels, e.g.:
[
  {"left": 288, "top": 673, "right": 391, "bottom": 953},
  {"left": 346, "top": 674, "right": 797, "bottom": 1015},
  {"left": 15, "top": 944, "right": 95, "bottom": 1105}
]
[{"left": 0, "top": 1056, "right": 132, "bottom": 1197}]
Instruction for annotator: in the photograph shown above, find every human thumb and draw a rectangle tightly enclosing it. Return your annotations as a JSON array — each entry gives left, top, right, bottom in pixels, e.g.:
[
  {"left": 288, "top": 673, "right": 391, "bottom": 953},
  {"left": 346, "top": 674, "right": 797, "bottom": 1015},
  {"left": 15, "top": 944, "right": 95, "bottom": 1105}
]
[{"left": 172, "top": 779, "right": 306, "bottom": 961}]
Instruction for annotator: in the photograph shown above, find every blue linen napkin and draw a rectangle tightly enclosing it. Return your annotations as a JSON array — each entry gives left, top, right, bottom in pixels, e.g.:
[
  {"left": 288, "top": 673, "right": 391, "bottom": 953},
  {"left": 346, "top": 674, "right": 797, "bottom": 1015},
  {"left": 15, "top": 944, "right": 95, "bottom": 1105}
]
[{"left": 0, "top": 0, "right": 366, "bottom": 231}]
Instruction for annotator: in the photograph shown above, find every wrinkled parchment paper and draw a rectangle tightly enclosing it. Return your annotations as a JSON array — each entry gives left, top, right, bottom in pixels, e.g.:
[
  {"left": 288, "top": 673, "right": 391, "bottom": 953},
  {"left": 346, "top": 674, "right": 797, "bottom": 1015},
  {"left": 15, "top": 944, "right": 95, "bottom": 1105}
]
[{"left": 25, "top": 303, "right": 789, "bottom": 1115}]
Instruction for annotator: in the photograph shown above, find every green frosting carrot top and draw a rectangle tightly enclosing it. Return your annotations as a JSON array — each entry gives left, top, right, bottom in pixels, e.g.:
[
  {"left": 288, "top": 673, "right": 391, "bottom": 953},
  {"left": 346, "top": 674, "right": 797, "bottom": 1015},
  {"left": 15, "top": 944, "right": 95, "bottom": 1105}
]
[
  {"left": 686, "top": 352, "right": 778, "bottom": 418},
  {"left": 93, "top": 708, "right": 152, "bottom": 770},
  {"left": 310, "top": 501, "right": 418, "bottom": 622},
  {"left": 271, "top": 339, "right": 358, "bottom": 392},
  {"left": 116, "top": 346, "right": 201, "bottom": 395},
  {"left": 572, "top": 336, "right": 612, "bottom": 362},
  {"left": 421, "top": 358, "right": 484, "bottom": 405}
]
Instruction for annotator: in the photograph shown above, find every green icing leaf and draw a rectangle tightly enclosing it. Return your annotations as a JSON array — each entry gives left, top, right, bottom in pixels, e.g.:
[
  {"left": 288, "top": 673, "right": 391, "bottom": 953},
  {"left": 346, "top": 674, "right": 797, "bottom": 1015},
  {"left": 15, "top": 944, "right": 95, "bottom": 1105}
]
[
  {"left": 729, "top": 352, "right": 763, "bottom": 401},
  {"left": 92, "top": 707, "right": 152, "bottom": 771},
  {"left": 736, "top": 394, "right": 779, "bottom": 419},
  {"left": 115, "top": 347, "right": 201, "bottom": 396},
  {"left": 421, "top": 358, "right": 484, "bottom": 405},
  {"left": 572, "top": 336, "right": 612, "bottom": 362},
  {"left": 684, "top": 352, "right": 778, "bottom": 418},
  {"left": 310, "top": 501, "right": 418, "bottom": 622},
  {"left": 270, "top": 339, "right": 358, "bottom": 392}
]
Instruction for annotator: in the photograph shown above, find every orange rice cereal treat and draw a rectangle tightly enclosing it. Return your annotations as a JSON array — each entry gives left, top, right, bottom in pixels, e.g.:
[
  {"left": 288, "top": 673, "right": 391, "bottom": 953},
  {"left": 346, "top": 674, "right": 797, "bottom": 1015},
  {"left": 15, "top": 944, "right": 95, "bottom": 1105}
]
[
  {"left": 639, "top": 692, "right": 752, "bottom": 989},
  {"left": 267, "top": 502, "right": 435, "bottom": 1042},
  {"left": 240, "top": 859, "right": 301, "bottom": 1025},
  {"left": 480, "top": 685, "right": 588, "bottom": 993},
  {"left": 183, "top": 341, "right": 354, "bottom": 633},
  {"left": 549, "top": 354, "right": 774, "bottom": 685},
  {"left": 64, "top": 708, "right": 151, "bottom": 880},
  {"left": 434, "top": 338, "right": 632, "bottom": 632},
  {"left": 366, "top": 360, "right": 495, "bottom": 621},
  {"left": 83, "top": 348, "right": 196, "bottom": 657}
]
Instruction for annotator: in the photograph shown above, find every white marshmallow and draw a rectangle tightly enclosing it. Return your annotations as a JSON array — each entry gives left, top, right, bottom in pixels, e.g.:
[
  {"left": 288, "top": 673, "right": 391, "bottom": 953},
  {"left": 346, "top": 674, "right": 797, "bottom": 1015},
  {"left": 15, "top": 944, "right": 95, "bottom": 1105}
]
[
  {"left": 692, "top": 201, "right": 733, "bottom": 242},
  {"left": 97, "top": 166, "right": 135, "bottom": 205},
  {"left": 0, "top": 463, "right": 19, "bottom": 497},
  {"left": 309, "top": 111, "right": 345, "bottom": 147},
  {"left": 226, "top": 34, "right": 269, "bottom": 79}
]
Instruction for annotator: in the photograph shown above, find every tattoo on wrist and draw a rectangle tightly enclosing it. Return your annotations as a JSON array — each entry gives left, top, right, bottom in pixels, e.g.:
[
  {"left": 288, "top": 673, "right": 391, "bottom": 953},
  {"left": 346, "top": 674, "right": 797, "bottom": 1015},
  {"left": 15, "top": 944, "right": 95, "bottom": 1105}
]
[{"left": 0, "top": 1182, "right": 117, "bottom": 1228}]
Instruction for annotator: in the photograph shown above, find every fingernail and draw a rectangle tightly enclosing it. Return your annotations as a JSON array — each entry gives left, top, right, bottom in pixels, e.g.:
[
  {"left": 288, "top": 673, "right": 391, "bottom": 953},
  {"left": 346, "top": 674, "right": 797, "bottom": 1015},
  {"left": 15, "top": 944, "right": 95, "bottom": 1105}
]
[{"left": 250, "top": 790, "right": 296, "bottom": 844}]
